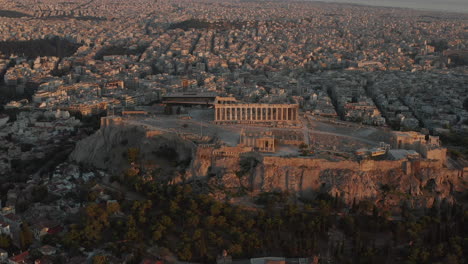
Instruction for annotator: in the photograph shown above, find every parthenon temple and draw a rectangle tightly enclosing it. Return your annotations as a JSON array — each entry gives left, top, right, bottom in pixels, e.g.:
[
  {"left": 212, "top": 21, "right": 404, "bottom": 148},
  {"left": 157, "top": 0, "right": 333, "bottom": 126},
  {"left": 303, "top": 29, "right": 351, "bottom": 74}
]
[{"left": 214, "top": 103, "right": 299, "bottom": 123}]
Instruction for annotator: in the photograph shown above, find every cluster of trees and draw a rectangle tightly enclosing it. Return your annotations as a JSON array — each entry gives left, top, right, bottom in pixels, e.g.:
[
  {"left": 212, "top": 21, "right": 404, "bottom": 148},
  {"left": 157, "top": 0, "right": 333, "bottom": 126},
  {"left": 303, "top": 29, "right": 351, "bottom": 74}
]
[
  {"left": 0, "top": 37, "right": 80, "bottom": 59},
  {"left": 20, "top": 223, "right": 33, "bottom": 250},
  {"left": 0, "top": 234, "right": 12, "bottom": 250},
  {"left": 398, "top": 202, "right": 467, "bottom": 264},
  {"left": 94, "top": 45, "right": 148, "bottom": 60},
  {"left": 441, "top": 131, "right": 468, "bottom": 159},
  {"left": 61, "top": 179, "right": 336, "bottom": 262},
  {"left": 62, "top": 168, "right": 468, "bottom": 264},
  {"left": 57, "top": 150, "right": 468, "bottom": 263}
]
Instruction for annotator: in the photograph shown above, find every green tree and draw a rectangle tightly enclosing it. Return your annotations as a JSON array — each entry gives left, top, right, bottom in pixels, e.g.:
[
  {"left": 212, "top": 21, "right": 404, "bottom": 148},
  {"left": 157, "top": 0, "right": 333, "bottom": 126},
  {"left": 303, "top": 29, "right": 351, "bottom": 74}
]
[
  {"left": 164, "top": 105, "right": 173, "bottom": 115},
  {"left": 83, "top": 203, "right": 110, "bottom": 243},
  {"left": 228, "top": 244, "right": 243, "bottom": 256},
  {"left": 31, "top": 185, "right": 48, "bottom": 202},
  {"left": 93, "top": 255, "right": 108, "bottom": 264},
  {"left": 178, "top": 244, "right": 192, "bottom": 261},
  {"left": 445, "top": 254, "right": 459, "bottom": 264},
  {"left": 127, "top": 148, "right": 140, "bottom": 164},
  {"left": 106, "top": 201, "right": 121, "bottom": 215},
  {"left": 299, "top": 143, "right": 309, "bottom": 156},
  {"left": 125, "top": 216, "right": 139, "bottom": 241},
  {"left": 20, "top": 223, "right": 33, "bottom": 250},
  {"left": 0, "top": 234, "right": 11, "bottom": 249}
]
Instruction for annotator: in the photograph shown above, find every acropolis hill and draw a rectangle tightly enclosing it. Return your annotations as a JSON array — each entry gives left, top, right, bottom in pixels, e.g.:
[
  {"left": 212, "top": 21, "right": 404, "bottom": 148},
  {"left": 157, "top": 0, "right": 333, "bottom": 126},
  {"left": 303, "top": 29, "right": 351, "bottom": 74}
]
[{"left": 70, "top": 100, "right": 468, "bottom": 208}]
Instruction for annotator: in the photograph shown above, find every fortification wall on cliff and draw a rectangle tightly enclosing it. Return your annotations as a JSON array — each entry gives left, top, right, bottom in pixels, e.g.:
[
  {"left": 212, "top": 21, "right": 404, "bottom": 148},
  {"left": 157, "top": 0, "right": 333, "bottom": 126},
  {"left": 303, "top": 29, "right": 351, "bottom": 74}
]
[{"left": 261, "top": 156, "right": 408, "bottom": 173}]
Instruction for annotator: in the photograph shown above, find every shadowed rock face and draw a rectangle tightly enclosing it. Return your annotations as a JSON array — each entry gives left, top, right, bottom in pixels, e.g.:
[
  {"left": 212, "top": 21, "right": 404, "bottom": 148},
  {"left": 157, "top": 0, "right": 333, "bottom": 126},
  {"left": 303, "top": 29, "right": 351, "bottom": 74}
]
[{"left": 70, "top": 124, "right": 195, "bottom": 178}]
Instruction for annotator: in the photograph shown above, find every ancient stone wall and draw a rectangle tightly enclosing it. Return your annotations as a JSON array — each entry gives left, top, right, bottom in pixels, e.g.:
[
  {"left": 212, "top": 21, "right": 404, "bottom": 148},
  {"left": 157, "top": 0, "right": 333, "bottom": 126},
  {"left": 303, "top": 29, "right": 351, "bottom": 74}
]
[
  {"left": 191, "top": 150, "right": 464, "bottom": 206},
  {"left": 100, "top": 116, "right": 123, "bottom": 128}
]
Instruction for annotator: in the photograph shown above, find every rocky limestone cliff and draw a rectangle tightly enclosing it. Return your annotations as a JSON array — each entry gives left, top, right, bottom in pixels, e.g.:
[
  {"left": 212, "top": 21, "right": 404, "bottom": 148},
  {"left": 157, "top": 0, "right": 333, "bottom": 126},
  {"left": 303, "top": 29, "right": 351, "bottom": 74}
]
[
  {"left": 70, "top": 123, "right": 467, "bottom": 207},
  {"left": 205, "top": 155, "right": 466, "bottom": 207}
]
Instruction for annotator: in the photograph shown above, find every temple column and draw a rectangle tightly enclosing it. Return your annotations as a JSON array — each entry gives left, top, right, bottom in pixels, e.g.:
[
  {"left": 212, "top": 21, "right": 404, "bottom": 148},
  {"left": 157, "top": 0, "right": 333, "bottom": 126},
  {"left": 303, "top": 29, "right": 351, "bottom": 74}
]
[
  {"left": 276, "top": 108, "right": 279, "bottom": 120},
  {"left": 249, "top": 107, "right": 252, "bottom": 121},
  {"left": 230, "top": 107, "right": 233, "bottom": 121}
]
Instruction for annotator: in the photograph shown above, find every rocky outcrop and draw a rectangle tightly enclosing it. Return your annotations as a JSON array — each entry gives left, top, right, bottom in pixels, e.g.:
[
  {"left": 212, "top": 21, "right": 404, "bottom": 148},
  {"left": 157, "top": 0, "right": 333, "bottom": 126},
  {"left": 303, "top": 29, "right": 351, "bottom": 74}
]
[
  {"left": 70, "top": 122, "right": 466, "bottom": 208},
  {"left": 205, "top": 155, "right": 466, "bottom": 207},
  {"left": 70, "top": 124, "right": 196, "bottom": 176}
]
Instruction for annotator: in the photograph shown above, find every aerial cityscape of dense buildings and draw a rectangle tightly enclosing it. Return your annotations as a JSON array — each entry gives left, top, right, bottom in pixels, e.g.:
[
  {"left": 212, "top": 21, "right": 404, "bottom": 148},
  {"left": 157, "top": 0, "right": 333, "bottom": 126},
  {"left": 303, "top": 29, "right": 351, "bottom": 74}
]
[{"left": 0, "top": 0, "right": 467, "bottom": 263}]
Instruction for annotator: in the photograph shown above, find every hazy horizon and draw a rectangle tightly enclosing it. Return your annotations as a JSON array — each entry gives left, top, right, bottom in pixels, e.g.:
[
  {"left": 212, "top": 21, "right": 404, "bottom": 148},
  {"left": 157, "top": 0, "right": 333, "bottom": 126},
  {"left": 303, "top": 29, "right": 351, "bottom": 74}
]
[{"left": 311, "top": 0, "right": 468, "bottom": 13}]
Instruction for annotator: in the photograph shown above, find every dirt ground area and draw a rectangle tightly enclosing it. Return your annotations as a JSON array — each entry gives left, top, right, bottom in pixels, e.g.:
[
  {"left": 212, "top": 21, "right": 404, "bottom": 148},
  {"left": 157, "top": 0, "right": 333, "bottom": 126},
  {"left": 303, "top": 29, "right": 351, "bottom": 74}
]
[{"left": 123, "top": 109, "right": 393, "bottom": 158}]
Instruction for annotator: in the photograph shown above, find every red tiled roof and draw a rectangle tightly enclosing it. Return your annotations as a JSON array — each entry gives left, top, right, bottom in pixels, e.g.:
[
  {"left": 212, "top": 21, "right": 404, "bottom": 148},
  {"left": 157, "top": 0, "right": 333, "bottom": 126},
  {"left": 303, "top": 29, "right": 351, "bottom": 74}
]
[
  {"left": 10, "top": 251, "right": 29, "bottom": 263},
  {"left": 47, "top": 226, "right": 63, "bottom": 235},
  {"left": 141, "top": 259, "right": 163, "bottom": 264},
  {"left": 4, "top": 213, "right": 21, "bottom": 222}
]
